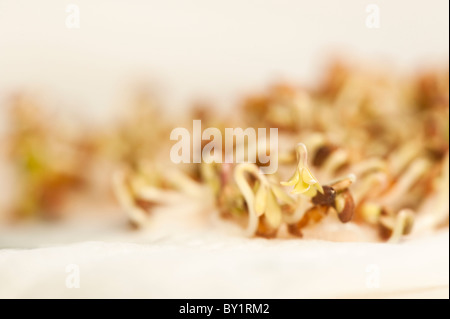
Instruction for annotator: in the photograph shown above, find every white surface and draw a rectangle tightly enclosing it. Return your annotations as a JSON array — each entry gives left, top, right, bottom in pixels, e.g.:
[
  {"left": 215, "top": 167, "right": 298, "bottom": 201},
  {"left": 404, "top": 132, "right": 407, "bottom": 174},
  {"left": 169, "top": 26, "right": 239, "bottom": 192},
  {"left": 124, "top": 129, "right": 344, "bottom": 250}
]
[
  {"left": 0, "top": 198, "right": 448, "bottom": 299},
  {"left": 0, "top": 188, "right": 448, "bottom": 298},
  {"left": 0, "top": 230, "right": 448, "bottom": 298}
]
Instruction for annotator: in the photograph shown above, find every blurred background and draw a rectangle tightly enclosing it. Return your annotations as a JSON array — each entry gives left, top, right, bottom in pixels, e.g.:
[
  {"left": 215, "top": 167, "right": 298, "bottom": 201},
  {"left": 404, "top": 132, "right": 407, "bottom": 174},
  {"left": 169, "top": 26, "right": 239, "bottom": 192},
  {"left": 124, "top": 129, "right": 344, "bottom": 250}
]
[
  {"left": 0, "top": 0, "right": 448, "bottom": 119},
  {"left": 1, "top": 0, "right": 449, "bottom": 223},
  {"left": 0, "top": 0, "right": 449, "bottom": 230}
]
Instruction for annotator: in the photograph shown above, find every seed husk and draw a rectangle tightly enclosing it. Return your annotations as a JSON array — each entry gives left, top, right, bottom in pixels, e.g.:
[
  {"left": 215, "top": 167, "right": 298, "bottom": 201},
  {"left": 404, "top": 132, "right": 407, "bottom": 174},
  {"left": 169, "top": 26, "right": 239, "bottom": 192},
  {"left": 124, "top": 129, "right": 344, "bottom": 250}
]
[
  {"left": 256, "top": 216, "right": 278, "bottom": 238},
  {"left": 312, "top": 185, "right": 336, "bottom": 206},
  {"left": 313, "top": 144, "right": 337, "bottom": 167},
  {"left": 333, "top": 189, "right": 355, "bottom": 223},
  {"left": 287, "top": 205, "right": 329, "bottom": 237}
]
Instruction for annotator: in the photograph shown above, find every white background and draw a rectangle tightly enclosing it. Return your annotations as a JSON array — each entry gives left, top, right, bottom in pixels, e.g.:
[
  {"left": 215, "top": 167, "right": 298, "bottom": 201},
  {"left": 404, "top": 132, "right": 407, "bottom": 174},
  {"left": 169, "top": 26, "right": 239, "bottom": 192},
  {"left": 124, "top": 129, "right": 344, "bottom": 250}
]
[{"left": 0, "top": 0, "right": 448, "bottom": 119}]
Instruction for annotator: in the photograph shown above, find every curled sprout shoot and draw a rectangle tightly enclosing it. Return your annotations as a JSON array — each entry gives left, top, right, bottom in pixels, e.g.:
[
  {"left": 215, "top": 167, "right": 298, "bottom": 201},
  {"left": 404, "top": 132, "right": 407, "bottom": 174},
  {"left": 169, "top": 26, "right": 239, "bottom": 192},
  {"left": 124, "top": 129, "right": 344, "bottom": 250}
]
[
  {"left": 281, "top": 143, "right": 324, "bottom": 197},
  {"left": 112, "top": 169, "right": 149, "bottom": 227},
  {"left": 234, "top": 163, "right": 295, "bottom": 236}
]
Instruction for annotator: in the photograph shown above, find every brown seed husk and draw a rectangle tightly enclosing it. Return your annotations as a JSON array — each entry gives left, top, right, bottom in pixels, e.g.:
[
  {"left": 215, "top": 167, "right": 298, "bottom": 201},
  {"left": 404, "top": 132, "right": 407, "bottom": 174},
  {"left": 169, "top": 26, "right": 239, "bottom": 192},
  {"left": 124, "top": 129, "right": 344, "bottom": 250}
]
[
  {"left": 287, "top": 205, "right": 329, "bottom": 237},
  {"left": 334, "top": 189, "right": 355, "bottom": 223},
  {"left": 312, "top": 185, "right": 336, "bottom": 207}
]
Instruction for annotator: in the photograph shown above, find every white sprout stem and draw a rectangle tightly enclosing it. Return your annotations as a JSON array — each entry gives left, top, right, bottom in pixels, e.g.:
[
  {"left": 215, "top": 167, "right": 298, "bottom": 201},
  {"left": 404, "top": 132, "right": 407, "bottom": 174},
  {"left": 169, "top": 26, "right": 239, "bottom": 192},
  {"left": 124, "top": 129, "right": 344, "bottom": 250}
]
[
  {"left": 353, "top": 172, "right": 388, "bottom": 204},
  {"left": 430, "top": 153, "right": 450, "bottom": 226},
  {"left": 166, "top": 168, "right": 205, "bottom": 198},
  {"left": 234, "top": 163, "right": 268, "bottom": 236},
  {"left": 415, "top": 152, "right": 449, "bottom": 233},
  {"left": 283, "top": 196, "right": 309, "bottom": 224},
  {"left": 388, "top": 209, "right": 414, "bottom": 243},
  {"left": 134, "top": 186, "right": 182, "bottom": 204},
  {"left": 281, "top": 143, "right": 316, "bottom": 224},
  {"left": 295, "top": 143, "right": 308, "bottom": 169},
  {"left": 389, "top": 140, "right": 422, "bottom": 177},
  {"left": 111, "top": 170, "right": 148, "bottom": 227},
  {"left": 349, "top": 158, "right": 387, "bottom": 176},
  {"left": 380, "top": 158, "right": 430, "bottom": 207},
  {"left": 326, "top": 173, "right": 356, "bottom": 188},
  {"left": 321, "top": 149, "right": 349, "bottom": 176}
]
